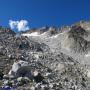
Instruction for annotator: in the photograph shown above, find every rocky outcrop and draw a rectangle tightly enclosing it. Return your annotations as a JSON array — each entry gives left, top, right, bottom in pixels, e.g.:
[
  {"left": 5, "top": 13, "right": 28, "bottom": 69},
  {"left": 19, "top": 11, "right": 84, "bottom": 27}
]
[
  {"left": 8, "top": 60, "right": 29, "bottom": 77},
  {"left": 68, "top": 25, "right": 89, "bottom": 53}
]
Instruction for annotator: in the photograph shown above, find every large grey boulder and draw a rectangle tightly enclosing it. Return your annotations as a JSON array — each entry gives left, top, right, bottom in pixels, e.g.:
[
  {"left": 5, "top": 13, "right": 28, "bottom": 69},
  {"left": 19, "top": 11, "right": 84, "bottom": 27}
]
[{"left": 8, "top": 60, "right": 30, "bottom": 78}]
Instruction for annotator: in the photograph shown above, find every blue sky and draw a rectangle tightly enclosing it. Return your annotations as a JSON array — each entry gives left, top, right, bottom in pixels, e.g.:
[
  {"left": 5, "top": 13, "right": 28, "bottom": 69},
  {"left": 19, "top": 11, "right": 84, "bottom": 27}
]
[{"left": 0, "top": 0, "right": 90, "bottom": 30}]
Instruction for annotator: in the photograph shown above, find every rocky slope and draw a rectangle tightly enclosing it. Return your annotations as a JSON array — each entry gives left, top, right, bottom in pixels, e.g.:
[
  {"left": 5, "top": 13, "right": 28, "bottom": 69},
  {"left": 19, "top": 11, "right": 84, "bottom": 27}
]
[{"left": 0, "top": 21, "right": 90, "bottom": 90}]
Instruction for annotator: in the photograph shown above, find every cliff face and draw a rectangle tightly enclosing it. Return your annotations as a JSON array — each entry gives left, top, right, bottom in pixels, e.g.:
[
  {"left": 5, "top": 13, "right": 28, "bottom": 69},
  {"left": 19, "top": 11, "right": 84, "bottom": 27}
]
[
  {"left": 68, "top": 25, "right": 88, "bottom": 53},
  {"left": 0, "top": 21, "right": 90, "bottom": 89}
]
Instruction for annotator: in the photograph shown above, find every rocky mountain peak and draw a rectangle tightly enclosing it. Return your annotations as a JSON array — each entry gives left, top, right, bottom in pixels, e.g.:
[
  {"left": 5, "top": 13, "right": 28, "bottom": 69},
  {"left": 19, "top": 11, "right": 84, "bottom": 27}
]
[{"left": 0, "top": 21, "right": 90, "bottom": 89}]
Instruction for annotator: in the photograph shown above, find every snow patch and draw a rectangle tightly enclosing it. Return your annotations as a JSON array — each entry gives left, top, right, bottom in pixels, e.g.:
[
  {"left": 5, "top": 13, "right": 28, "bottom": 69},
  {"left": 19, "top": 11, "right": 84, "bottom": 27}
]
[
  {"left": 22, "top": 31, "right": 48, "bottom": 38},
  {"left": 50, "top": 34, "right": 59, "bottom": 39},
  {"left": 22, "top": 32, "right": 40, "bottom": 37}
]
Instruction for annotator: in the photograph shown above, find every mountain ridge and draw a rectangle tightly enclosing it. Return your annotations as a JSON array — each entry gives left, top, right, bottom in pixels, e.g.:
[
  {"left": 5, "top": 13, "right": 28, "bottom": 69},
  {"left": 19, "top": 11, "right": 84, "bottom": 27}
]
[{"left": 0, "top": 21, "right": 90, "bottom": 89}]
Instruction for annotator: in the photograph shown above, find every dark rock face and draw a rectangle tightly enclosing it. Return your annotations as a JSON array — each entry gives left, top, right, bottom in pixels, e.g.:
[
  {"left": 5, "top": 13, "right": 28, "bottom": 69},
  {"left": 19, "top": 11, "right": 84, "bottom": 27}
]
[
  {"left": 69, "top": 25, "right": 87, "bottom": 38},
  {"left": 68, "top": 25, "right": 90, "bottom": 53},
  {"left": 0, "top": 52, "right": 14, "bottom": 74},
  {"left": 16, "top": 66, "right": 32, "bottom": 78},
  {"left": 0, "top": 70, "right": 4, "bottom": 80},
  {"left": 33, "top": 73, "right": 44, "bottom": 83}
]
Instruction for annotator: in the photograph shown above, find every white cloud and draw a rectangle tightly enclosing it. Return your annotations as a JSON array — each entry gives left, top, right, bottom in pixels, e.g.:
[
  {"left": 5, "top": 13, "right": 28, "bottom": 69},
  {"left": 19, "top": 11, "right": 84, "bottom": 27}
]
[
  {"left": 9, "top": 20, "right": 19, "bottom": 29},
  {"left": 9, "top": 20, "right": 29, "bottom": 31},
  {"left": 17, "top": 20, "right": 29, "bottom": 31}
]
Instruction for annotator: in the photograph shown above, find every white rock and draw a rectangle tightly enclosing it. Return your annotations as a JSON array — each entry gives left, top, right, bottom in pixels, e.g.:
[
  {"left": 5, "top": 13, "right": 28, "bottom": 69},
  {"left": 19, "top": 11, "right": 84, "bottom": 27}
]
[
  {"left": 45, "top": 73, "right": 51, "bottom": 76},
  {"left": 3, "top": 80, "right": 9, "bottom": 85},
  {"left": 24, "top": 76, "right": 29, "bottom": 80},
  {"left": 17, "top": 77, "right": 23, "bottom": 82},
  {"left": 31, "top": 86, "right": 35, "bottom": 90},
  {"left": 85, "top": 52, "right": 90, "bottom": 57},
  {"left": 33, "top": 70, "right": 39, "bottom": 76},
  {"left": 85, "top": 54, "right": 90, "bottom": 57},
  {"left": 34, "top": 54, "right": 39, "bottom": 59},
  {"left": 41, "top": 85, "right": 45, "bottom": 89},
  {"left": 87, "top": 70, "right": 90, "bottom": 78},
  {"left": 49, "top": 84, "right": 53, "bottom": 88}
]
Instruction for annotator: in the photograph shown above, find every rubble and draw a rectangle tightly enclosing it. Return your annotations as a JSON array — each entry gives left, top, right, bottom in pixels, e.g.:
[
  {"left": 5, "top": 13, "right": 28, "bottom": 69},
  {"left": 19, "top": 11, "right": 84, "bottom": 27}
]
[{"left": 0, "top": 22, "right": 90, "bottom": 89}]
